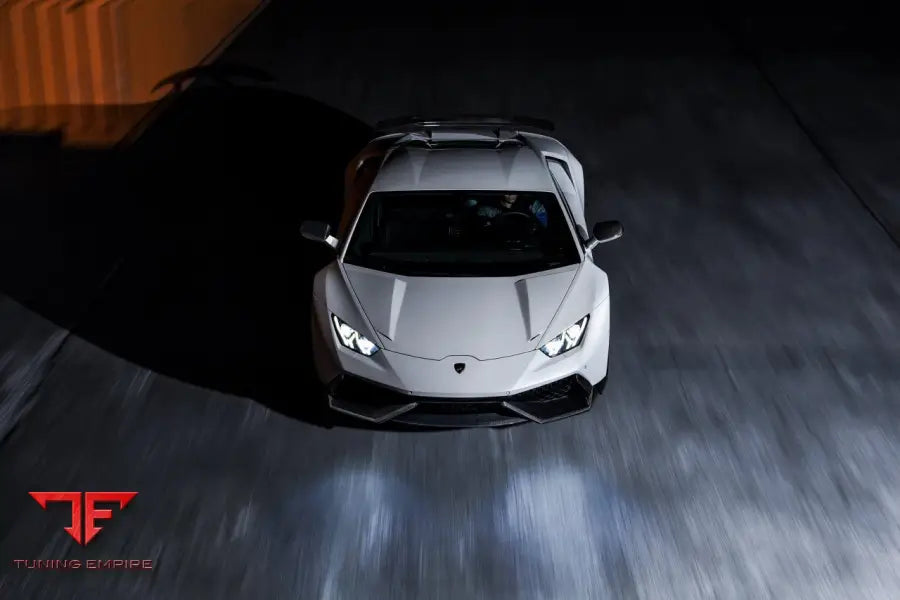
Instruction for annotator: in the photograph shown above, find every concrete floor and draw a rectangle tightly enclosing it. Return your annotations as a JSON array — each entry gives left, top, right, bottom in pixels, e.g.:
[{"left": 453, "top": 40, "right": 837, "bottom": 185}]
[{"left": 2, "top": 6, "right": 900, "bottom": 599}]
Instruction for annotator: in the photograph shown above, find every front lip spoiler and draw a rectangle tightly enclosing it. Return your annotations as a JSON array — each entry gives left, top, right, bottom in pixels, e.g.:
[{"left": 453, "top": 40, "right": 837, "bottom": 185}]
[
  {"left": 327, "top": 374, "right": 607, "bottom": 427},
  {"left": 328, "top": 397, "right": 418, "bottom": 424}
]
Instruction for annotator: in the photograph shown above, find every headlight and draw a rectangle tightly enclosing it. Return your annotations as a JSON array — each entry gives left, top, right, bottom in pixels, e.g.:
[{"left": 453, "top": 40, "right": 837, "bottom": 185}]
[
  {"left": 331, "top": 314, "right": 379, "bottom": 356},
  {"left": 539, "top": 315, "right": 589, "bottom": 358}
]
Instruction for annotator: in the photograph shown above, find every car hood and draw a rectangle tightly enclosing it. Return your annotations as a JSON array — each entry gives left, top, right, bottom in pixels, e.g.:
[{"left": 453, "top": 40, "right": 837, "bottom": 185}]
[{"left": 342, "top": 264, "right": 580, "bottom": 360}]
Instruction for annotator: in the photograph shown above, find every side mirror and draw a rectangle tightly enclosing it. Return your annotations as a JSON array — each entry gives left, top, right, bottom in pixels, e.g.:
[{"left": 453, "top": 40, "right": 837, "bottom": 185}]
[
  {"left": 300, "top": 220, "right": 339, "bottom": 249},
  {"left": 586, "top": 220, "right": 623, "bottom": 251}
]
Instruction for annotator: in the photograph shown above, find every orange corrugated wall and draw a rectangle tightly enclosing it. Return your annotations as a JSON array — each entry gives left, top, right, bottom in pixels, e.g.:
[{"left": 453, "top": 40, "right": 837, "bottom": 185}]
[{"left": 0, "top": 0, "right": 264, "bottom": 144}]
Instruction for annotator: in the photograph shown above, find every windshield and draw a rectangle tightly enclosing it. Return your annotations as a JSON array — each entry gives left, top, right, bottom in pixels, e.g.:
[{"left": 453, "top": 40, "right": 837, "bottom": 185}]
[{"left": 343, "top": 191, "right": 581, "bottom": 276}]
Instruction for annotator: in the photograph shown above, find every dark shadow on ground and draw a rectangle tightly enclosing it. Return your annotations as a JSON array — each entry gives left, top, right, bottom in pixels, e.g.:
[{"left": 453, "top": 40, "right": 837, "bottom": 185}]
[{"left": 0, "top": 83, "right": 374, "bottom": 427}]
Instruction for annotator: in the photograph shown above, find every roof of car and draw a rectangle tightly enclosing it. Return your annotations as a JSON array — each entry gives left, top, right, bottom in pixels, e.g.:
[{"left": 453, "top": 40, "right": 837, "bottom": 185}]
[{"left": 369, "top": 143, "right": 557, "bottom": 193}]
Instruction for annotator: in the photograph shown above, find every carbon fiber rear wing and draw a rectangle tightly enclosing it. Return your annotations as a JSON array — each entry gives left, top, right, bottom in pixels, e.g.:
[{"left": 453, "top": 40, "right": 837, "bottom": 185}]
[{"left": 374, "top": 114, "right": 555, "bottom": 134}]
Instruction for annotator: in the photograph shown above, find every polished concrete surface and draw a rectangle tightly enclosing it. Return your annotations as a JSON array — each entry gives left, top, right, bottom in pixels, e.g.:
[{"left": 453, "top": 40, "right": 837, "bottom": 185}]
[{"left": 2, "top": 6, "right": 900, "bottom": 599}]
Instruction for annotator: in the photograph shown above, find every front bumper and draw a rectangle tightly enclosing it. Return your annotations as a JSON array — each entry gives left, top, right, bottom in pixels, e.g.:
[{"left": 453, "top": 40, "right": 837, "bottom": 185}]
[
  {"left": 311, "top": 291, "right": 611, "bottom": 427},
  {"left": 327, "top": 373, "right": 607, "bottom": 427}
]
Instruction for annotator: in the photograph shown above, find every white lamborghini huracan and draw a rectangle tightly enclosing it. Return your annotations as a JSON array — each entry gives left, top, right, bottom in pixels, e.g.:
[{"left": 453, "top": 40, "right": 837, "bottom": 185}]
[{"left": 301, "top": 116, "right": 623, "bottom": 426}]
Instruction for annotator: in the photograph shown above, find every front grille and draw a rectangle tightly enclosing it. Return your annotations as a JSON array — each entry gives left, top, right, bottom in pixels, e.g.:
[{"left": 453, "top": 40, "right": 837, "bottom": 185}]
[{"left": 508, "top": 378, "right": 577, "bottom": 404}]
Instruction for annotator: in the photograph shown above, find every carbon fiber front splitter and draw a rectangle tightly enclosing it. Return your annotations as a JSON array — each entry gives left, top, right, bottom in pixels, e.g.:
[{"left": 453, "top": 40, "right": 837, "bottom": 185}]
[{"left": 327, "top": 374, "right": 607, "bottom": 427}]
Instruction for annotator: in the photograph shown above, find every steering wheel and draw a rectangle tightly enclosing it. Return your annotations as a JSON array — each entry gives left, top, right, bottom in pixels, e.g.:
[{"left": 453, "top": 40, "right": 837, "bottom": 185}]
[
  {"left": 493, "top": 211, "right": 538, "bottom": 240},
  {"left": 495, "top": 211, "right": 537, "bottom": 228}
]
